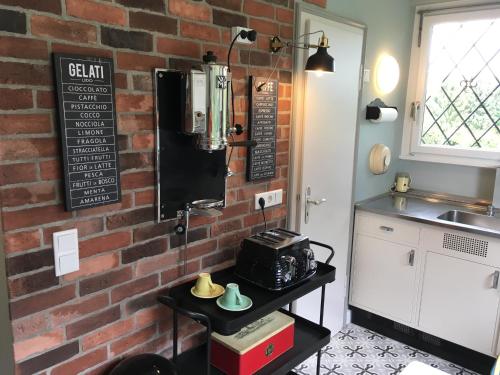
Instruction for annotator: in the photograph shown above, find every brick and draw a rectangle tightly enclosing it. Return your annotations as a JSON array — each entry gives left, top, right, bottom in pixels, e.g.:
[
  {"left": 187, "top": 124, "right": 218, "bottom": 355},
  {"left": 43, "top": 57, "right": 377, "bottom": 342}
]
[
  {"left": 52, "top": 43, "right": 113, "bottom": 58},
  {"left": 134, "top": 251, "right": 178, "bottom": 276},
  {"left": 244, "top": 0, "right": 274, "bottom": 19},
  {"left": 0, "top": 163, "right": 36, "bottom": 186},
  {"left": 0, "top": 36, "right": 47, "bottom": 59},
  {"left": 49, "top": 293, "right": 109, "bottom": 326},
  {"left": 132, "top": 75, "right": 153, "bottom": 91},
  {"left": 0, "top": 9, "right": 26, "bottom": 34},
  {"left": 0, "top": 138, "right": 57, "bottom": 161},
  {"left": 132, "top": 133, "right": 154, "bottom": 149},
  {"left": 133, "top": 221, "right": 175, "bottom": 243},
  {"left": 82, "top": 318, "right": 134, "bottom": 351},
  {"left": 16, "top": 341, "right": 79, "bottom": 375},
  {"left": 77, "top": 193, "right": 132, "bottom": 217},
  {"left": 79, "top": 231, "right": 131, "bottom": 258},
  {"left": 169, "top": 227, "right": 207, "bottom": 248},
  {"left": 79, "top": 267, "right": 133, "bottom": 296},
  {"left": 36, "top": 90, "right": 56, "bottom": 109},
  {"left": 31, "top": 15, "right": 97, "bottom": 43},
  {"left": 14, "top": 328, "right": 64, "bottom": 361},
  {"left": 213, "top": 9, "right": 247, "bottom": 27},
  {"left": 9, "top": 269, "right": 59, "bottom": 298},
  {"left": 117, "top": 0, "right": 165, "bottom": 12},
  {"left": 135, "top": 189, "right": 155, "bottom": 206},
  {"left": 125, "top": 290, "right": 161, "bottom": 314},
  {"left": 211, "top": 219, "right": 242, "bottom": 237},
  {"left": 107, "top": 207, "right": 155, "bottom": 230},
  {"left": 265, "top": 0, "right": 287, "bottom": 5},
  {"left": 168, "top": 0, "right": 211, "bottom": 22},
  {"left": 276, "top": 7, "right": 294, "bottom": 23},
  {"left": 0, "top": 88, "right": 32, "bottom": 110},
  {"left": 66, "top": 306, "right": 121, "bottom": 339},
  {"left": 10, "top": 285, "right": 75, "bottom": 319},
  {"left": 157, "top": 37, "right": 200, "bottom": 59},
  {"left": 1, "top": 182, "right": 56, "bottom": 207},
  {"left": 120, "top": 152, "right": 152, "bottom": 172},
  {"left": 51, "top": 347, "right": 107, "bottom": 375},
  {"left": 180, "top": 21, "right": 220, "bottom": 43},
  {"left": 43, "top": 218, "right": 104, "bottom": 246},
  {"left": 122, "top": 238, "right": 167, "bottom": 264},
  {"left": 221, "top": 201, "right": 250, "bottom": 220},
  {"left": 280, "top": 24, "right": 293, "bottom": 39},
  {"left": 117, "top": 52, "right": 165, "bottom": 72},
  {"left": 111, "top": 325, "right": 156, "bottom": 356},
  {"left": 135, "top": 306, "right": 168, "bottom": 328},
  {"left": 119, "top": 114, "right": 154, "bottom": 133},
  {"left": 101, "top": 27, "right": 152, "bottom": 52},
  {"left": 111, "top": 274, "right": 159, "bottom": 303},
  {"left": 186, "top": 239, "right": 217, "bottom": 259},
  {"left": 121, "top": 171, "right": 154, "bottom": 190},
  {"left": 0, "top": 114, "right": 51, "bottom": 135},
  {"left": 202, "top": 248, "right": 235, "bottom": 267},
  {"left": 207, "top": 0, "right": 241, "bottom": 11},
  {"left": 129, "top": 11, "right": 177, "bottom": 35},
  {"left": 6, "top": 248, "right": 53, "bottom": 276},
  {"left": 304, "top": 0, "right": 327, "bottom": 7},
  {"left": 161, "top": 259, "right": 200, "bottom": 284},
  {"left": 66, "top": 0, "right": 126, "bottom": 26},
  {"left": 168, "top": 57, "right": 201, "bottom": 71},
  {"left": 279, "top": 70, "right": 292, "bottom": 83},
  {"left": 0, "top": 0, "right": 61, "bottom": 14},
  {"left": 2, "top": 205, "right": 71, "bottom": 231},
  {"left": 249, "top": 18, "right": 279, "bottom": 35},
  {"left": 63, "top": 253, "right": 119, "bottom": 282},
  {"left": 4, "top": 230, "right": 40, "bottom": 254},
  {"left": 116, "top": 93, "right": 153, "bottom": 112},
  {"left": 12, "top": 313, "right": 48, "bottom": 341}
]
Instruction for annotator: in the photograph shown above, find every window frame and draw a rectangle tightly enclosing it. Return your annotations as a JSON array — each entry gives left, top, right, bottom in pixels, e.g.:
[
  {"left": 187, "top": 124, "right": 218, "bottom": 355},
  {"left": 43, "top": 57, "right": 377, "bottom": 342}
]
[{"left": 401, "top": 2, "right": 500, "bottom": 168}]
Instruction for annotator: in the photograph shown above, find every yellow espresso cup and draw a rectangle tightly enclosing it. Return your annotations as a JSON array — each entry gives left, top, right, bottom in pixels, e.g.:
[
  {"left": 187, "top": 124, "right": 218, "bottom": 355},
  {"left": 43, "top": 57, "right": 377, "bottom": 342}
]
[{"left": 193, "top": 273, "right": 215, "bottom": 296}]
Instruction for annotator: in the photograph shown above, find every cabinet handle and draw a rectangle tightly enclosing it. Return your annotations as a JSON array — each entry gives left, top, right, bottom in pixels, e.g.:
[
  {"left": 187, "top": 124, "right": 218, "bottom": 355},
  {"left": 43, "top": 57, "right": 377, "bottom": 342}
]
[
  {"left": 379, "top": 225, "right": 394, "bottom": 232},
  {"left": 493, "top": 271, "right": 500, "bottom": 289},
  {"left": 408, "top": 250, "right": 415, "bottom": 266}
]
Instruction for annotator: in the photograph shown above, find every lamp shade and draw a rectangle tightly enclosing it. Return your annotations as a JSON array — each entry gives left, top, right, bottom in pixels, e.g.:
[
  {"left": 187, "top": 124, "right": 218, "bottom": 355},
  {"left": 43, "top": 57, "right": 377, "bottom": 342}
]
[{"left": 305, "top": 46, "right": 335, "bottom": 73}]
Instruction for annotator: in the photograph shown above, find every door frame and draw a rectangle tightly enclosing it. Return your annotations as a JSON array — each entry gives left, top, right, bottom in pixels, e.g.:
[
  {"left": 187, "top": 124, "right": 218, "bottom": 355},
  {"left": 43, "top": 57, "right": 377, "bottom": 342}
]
[{"left": 287, "top": 2, "right": 367, "bottom": 320}]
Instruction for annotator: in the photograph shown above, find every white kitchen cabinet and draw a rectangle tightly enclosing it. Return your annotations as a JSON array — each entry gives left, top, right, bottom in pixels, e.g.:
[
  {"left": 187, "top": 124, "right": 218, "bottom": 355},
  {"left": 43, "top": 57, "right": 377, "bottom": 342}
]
[
  {"left": 351, "top": 234, "right": 418, "bottom": 323},
  {"left": 419, "top": 251, "right": 500, "bottom": 356}
]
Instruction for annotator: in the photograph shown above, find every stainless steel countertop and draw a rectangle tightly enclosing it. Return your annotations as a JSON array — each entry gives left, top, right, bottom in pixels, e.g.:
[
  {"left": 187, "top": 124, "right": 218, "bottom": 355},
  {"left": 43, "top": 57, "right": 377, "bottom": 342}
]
[{"left": 355, "top": 190, "right": 500, "bottom": 239}]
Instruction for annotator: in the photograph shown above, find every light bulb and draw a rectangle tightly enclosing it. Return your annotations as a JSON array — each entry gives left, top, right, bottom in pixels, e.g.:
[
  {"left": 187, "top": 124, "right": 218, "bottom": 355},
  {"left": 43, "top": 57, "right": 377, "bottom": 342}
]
[{"left": 375, "top": 54, "right": 400, "bottom": 94}]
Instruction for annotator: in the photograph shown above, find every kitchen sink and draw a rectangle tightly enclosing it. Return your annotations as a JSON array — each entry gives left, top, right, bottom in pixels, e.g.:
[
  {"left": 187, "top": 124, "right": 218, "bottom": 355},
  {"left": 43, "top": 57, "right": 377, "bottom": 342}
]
[{"left": 437, "top": 210, "right": 500, "bottom": 231}]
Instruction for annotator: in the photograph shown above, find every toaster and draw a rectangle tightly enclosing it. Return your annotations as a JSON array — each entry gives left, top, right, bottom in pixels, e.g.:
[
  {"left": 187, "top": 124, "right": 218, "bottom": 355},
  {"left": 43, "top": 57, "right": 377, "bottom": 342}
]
[{"left": 235, "top": 228, "right": 317, "bottom": 291}]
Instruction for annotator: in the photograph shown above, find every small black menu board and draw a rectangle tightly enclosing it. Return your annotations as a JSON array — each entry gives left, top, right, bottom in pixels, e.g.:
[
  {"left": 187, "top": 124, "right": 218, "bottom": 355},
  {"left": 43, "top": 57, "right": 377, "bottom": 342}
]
[
  {"left": 246, "top": 76, "right": 278, "bottom": 181},
  {"left": 53, "top": 53, "right": 121, "bottom": 211}
]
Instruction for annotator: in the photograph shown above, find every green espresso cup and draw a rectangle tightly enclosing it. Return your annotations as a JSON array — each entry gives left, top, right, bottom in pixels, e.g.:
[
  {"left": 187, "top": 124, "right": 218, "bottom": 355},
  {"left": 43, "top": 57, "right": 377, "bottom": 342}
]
[{"left": 219, "top": 283, "right": 243, "bottom": 309}]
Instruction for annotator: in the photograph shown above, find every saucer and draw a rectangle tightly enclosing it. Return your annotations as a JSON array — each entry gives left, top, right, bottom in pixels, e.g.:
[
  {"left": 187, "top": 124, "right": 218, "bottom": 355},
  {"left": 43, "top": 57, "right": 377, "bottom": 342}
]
[
  {"left": 216, "top": 295, "right": 253, "bottom": 311},
  {"left": 190, "top": 284, "right": 225, "bottom": 299}
]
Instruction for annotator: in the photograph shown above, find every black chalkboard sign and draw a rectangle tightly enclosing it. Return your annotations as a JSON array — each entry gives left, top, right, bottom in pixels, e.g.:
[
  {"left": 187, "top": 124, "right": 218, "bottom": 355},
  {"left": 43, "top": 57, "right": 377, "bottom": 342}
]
[
  {"left": 53, "top": 53, "right": 121, "bottom": 211},
  {"left": 246, "top": 76, "right": 278, "bottom": 181}
]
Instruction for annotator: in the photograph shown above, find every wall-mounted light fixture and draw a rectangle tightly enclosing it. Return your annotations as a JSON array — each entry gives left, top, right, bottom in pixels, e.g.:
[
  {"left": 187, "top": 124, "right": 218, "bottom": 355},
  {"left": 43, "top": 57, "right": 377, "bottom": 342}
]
[
  {"left": 269, "top": 31, "right": 335, "bottom": 74},
  {"left": 374, "top": 54, "right": 400, "bottom": 94}
]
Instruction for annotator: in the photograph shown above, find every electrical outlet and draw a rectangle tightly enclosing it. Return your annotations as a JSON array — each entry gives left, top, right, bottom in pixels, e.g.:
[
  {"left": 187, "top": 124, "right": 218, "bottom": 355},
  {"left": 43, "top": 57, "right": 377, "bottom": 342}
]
[
  {"left": 231, "top": 26, "right": 254, "bottom": 45},
  {"left": 255, "top": 189, "right": 283, "bottom": 210}
]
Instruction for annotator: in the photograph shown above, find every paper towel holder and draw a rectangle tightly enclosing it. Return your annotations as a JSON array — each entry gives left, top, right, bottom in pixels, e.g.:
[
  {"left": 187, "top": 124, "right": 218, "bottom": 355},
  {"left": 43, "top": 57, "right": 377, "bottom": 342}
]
[{"left": 366, "top": 98, "right": 398, "bottom": 123}]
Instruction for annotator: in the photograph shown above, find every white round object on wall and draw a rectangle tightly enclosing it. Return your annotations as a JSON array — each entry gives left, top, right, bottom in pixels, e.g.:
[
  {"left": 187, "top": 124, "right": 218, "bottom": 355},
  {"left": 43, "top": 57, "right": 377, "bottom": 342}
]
[{"left": 369, "top": 144, "right": 391, "bottom": 175}]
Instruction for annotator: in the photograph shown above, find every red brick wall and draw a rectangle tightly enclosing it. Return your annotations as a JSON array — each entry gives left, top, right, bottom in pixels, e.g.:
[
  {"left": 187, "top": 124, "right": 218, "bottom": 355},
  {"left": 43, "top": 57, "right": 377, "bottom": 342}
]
[{"left": 0, "top": 0, "right": 324, "bottom": 374}]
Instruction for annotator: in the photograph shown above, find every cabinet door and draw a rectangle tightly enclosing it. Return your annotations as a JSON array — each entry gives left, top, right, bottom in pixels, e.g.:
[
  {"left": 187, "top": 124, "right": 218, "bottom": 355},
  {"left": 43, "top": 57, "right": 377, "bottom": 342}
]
[
  {"left": 419, "top": 252, "right": 500, "bottom": 356},
  {"left": 350, "top": 234, "right": 418, "bottom": 323}
]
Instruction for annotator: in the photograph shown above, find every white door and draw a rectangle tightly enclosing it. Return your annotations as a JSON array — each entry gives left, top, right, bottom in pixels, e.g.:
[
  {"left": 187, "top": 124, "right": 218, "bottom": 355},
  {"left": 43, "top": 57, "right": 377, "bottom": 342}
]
[
  {"left": 350, "top": 234, "right": 418, "bottom": 324},
  {"left": 419, "top": 252, "right": 500, "bottom": 356},
  {"left": 290, "top": 7, "right": 365, "bottom": 334}
]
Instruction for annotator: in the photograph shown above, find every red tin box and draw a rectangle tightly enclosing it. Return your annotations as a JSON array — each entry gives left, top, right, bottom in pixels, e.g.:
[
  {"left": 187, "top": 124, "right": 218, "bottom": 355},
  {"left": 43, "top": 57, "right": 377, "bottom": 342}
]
[{"left": 210, "top": 311, "right": 294, "bottom": 375}]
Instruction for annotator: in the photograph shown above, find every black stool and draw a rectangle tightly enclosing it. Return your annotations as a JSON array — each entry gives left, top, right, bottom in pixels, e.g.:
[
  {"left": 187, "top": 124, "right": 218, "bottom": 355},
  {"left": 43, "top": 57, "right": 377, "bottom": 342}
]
[{"left": 110, "top": 354, "right": 178, "bottom": 375}]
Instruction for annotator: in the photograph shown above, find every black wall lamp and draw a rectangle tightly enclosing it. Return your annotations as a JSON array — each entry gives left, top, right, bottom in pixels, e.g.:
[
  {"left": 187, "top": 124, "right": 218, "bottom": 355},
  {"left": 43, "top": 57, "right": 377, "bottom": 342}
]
[{"left": 269, "top": 31, "right": 335, "bottom": 73}]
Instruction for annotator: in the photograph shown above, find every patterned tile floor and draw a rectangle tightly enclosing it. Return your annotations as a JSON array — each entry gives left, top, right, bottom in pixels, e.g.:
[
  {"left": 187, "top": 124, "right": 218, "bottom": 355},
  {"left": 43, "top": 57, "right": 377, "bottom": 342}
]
[{"left": 294, "top": 324, "right": 480, "bottom": 375}]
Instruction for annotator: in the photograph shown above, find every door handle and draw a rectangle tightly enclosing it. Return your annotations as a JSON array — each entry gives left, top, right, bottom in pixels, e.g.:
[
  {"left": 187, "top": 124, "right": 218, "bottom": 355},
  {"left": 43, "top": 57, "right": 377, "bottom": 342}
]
[
  {"left": 379, "top": 225, "right": 394, "bottom": 232},
  {"left": 306, "top": 198, "right": 327, "bottom": 205},
  {"left": 408, "top": 250, "right": 415, "bottom": 266},
  {"left": 492, "top": 271, "right": 499, "bottom": 289}
]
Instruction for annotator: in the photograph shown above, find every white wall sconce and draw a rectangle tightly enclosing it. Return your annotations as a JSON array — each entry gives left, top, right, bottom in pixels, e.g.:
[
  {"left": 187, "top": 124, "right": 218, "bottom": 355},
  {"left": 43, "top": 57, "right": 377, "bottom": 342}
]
[{"left": 374, "top": 54, "right": 400, "bottom": 94}]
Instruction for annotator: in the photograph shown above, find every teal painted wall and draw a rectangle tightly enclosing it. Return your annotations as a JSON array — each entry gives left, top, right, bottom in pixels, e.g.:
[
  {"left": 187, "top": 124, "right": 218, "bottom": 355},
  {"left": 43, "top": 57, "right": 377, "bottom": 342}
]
[{"left": 326, "top": 0, "right": 497, "bottom": 201}]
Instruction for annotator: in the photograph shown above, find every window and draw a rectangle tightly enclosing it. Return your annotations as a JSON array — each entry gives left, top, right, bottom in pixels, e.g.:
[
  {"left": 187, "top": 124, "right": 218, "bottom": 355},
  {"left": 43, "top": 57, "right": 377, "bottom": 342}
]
[{"left": 402, "top": 5, "right": 500, "bottom": 167}]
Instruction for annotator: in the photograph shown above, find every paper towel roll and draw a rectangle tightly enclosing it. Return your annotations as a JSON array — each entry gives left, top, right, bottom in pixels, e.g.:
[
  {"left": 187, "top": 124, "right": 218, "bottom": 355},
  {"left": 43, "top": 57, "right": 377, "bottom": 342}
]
[{"left": 370, "top": 107, "right": 398, "bottom": 123}]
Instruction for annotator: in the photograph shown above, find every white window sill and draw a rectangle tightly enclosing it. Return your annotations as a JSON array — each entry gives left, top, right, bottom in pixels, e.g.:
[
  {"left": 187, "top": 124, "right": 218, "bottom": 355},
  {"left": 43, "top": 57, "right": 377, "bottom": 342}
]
[{"left": 399, "top": 152, "right": 500, "bottom": 169}]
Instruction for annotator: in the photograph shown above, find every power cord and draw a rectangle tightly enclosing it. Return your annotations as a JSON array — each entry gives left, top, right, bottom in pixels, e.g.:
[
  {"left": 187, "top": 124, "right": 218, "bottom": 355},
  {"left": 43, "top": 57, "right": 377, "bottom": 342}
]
[{"left": 258, "top": 197, "right": 267, "bottom": 230}]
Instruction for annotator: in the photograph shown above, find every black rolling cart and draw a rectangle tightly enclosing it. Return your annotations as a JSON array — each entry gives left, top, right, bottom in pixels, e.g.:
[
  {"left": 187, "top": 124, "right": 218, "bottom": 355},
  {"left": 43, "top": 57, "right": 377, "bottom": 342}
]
[{"left": 158, "top": 254, "right": 336, "bottom": 375}]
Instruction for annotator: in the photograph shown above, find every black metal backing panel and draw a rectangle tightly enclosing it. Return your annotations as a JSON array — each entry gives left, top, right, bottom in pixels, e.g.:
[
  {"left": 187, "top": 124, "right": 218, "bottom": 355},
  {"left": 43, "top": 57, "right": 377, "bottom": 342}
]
[
  {"left": 155, "top": 70, "right": 226, "bottom": 221},
  {"left": 53, "top": 53, "right": 121, "bottom": 211}
]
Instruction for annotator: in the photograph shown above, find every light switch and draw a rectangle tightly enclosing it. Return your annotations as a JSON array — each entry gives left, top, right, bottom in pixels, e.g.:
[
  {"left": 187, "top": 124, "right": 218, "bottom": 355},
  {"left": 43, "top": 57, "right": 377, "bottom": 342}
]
[{"left": 53, "top": 229, "right": 79, "bottom": 276}]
